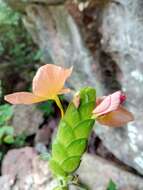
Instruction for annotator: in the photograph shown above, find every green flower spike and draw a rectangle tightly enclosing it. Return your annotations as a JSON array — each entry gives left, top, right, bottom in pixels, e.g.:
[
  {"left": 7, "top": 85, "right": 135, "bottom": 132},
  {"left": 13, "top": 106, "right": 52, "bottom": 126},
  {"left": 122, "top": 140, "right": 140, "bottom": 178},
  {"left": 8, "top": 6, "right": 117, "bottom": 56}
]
[{"left": 49, "top": 87, "right": 96, "bottom": 190}]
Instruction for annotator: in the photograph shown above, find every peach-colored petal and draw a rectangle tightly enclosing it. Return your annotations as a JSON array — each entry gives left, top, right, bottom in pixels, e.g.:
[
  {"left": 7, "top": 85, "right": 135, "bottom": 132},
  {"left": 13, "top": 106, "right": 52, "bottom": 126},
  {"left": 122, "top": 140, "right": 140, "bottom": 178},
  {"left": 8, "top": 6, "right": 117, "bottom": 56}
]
[
  {"left": 32, "top": 64, "right": 72, "bottom": 97},
  {"left": 4, "top": 92, "right": 46, "bottom": 105},
  {"left": 97, "top": 106, "right": 134, "bottom": 127},
  {"left": 58, "top": 88, "right": 71, "bottom": 94},
  {"left": 93, "top": 91, "right": 121, "bottom": 117}
]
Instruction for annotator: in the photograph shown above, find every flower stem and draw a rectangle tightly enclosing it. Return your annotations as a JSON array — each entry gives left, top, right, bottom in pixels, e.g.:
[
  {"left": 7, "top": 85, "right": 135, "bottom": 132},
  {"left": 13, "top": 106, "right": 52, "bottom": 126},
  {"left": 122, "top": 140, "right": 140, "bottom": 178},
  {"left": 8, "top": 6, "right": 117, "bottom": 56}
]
[
  {"left": 54, "top": 96, "right": 64, "bottom": 118},
  {"left": 53, "top": 186, "right": 68, "bottom": 190}
]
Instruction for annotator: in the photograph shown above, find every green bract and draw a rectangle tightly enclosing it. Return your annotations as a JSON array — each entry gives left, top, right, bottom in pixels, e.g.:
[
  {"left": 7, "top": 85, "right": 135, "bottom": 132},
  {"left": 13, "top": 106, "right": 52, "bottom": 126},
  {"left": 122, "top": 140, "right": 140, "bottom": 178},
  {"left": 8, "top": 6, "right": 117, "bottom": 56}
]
[{"left": 49, "top": 87, "right": 96, "bottom": 183}]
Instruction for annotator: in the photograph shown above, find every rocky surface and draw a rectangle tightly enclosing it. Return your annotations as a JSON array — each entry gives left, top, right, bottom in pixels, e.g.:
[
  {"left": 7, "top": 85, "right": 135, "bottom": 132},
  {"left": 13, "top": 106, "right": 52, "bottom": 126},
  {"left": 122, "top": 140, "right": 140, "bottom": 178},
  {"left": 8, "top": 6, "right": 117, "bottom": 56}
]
[
  {"left": 11, "top": 105, "right": 43, "bottom": 136},
  {"left": 1, "top": 147, "right": 53, "bottom": 190},
  {"left": 94, "top": 0, "right": 143, "bottom": 175},
  {"left": 1, "top": 149, "right": 143, "bottom": 190},
  {"left": 78, "top": 154, "right": 143, "bottom": 190}
]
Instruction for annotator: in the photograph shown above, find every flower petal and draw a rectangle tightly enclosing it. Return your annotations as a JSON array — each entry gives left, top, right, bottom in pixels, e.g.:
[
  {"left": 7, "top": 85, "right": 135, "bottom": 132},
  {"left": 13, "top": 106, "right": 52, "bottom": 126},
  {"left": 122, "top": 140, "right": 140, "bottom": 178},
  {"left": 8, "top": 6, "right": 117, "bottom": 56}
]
[
  {"left": 58, "top": 88, "right": 71, "bottom": 94},
  {"left": 4, "top": 92, "right": 46, "bottom": 105},
  {"left": 32, "top": 64, "right": 72, "bottom": 97},
  {"left": 97, "top": 106, "right": 134, "bottom": 127},
  {"left": 93, "top": 91, "right": 121, "bottom": 117}
]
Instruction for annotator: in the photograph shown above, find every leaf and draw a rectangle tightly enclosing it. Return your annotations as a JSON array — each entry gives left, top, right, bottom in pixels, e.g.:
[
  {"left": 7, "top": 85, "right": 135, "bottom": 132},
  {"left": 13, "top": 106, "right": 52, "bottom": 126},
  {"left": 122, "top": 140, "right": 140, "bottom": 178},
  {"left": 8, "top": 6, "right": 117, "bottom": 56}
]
[
  {"left": 79, "top": 87, "right": 96, "bottom": 106},
  {"left": 0, "top": 126, "right": 14, "bottom": 139},
  {"left": 67, "top": 139, "right": 87, "bottom": 156},
  {"left": 0, "top": 104, "right": 13, "bottom": 125},
  {"left": 0, "top": 126, "right": 14, "bottom": 144},
  {"left": 52, "top": 141, "right": 68, "bottom": 164},
  {"left": 107, "top": 180, "right": 117, "bottom": 190},
  {"left": 57, "top": 120, "right": 75, "bottom": 146},
  {"left": 4, "top": 135, "right": 14, "bottom": 144},
  {"left": 37, "top": 100, "right": 54, "bottom": 116},
  {"left": 64, "top": 103, "right": 80, "bottom": 127},
  {"left": 49, "top": 159, "right": 67, "bottom": 177},
  {"left": 33, "top": 50, "right": 43, "bottom": 61},
  {"left": 61, "top": 156, "right": 81, "bottom": 173},
  {"left": 74, "top": 119, "right": 95, "bottom": 138},
  {"left": 79, "top": 101, "right": 95, "bottom": 119}
]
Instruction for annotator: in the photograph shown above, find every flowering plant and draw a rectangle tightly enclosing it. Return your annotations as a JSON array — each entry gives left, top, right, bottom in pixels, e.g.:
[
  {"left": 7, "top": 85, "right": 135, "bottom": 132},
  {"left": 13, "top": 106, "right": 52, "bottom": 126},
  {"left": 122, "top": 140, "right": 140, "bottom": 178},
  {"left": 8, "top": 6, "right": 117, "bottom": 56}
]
[{"left": 5, "top": 64, "right": 134, "bottom": 190}]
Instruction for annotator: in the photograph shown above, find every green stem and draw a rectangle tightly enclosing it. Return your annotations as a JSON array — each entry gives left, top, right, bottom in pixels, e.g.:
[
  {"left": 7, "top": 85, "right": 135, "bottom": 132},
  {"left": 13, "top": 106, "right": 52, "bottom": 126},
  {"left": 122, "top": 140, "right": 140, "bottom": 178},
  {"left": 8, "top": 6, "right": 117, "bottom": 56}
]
[
  {"left": 54, "top": 186, "right": 68, "bottom": 190},
  {"left": 54, "top": 96, "right": 64, "bottom": 118}
]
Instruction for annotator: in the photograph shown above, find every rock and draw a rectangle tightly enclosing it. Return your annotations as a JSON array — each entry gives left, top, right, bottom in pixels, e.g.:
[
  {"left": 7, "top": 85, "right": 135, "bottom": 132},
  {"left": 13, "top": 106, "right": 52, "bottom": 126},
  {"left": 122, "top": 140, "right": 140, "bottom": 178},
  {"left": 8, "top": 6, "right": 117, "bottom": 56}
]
[
  {"left": 94, "top": 0, "right": 143, "bottom": 175},
  {"left": 35, "top": 119, "right": 57, "bottom": 146},
  {"left": 2, "top": 147, "right": 37, "bottom": 177},
  {"left": 12, "top": 105, "right": 43, "bottom": 136},
  {"left": 1, "top": 147, "right": 53, "bottom": 190},
  {"left": 1, "top": 153, "right": 143, "bottom": 190},
  {"left": 78, "top": 154, "right": 143, "bottom": 190},
  {"left": 0, "top": 175, "right": 15, "bottom": 190}
]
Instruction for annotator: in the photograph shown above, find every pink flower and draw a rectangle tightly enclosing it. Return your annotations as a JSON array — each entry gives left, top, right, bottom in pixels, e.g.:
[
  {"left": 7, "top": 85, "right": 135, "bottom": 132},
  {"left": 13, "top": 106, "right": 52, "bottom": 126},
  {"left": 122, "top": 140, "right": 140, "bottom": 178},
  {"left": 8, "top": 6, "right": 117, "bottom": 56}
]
[{"left": 92, "top": 91, "right": 134, "bottom": 127}]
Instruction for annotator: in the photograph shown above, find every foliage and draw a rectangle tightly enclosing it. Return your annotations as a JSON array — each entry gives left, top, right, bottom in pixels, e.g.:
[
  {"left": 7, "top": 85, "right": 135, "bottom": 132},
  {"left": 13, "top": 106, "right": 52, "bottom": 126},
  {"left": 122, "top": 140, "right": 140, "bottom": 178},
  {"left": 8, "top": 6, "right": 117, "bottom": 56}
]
[
  {"left": 0, "top": 104, "right": 14, "bottom": 144},
  {"left": 0, "top": 103, "right": 27, "bottom": 161},
  {"left": 0, "top": 104, "right": 13, "bottom": 125},
  {"left": 0, "top": 103, "right": 27, "bottom": 145},
  {"left": 37, "top": 101, "right": 54, "bottom": 117},
  {"left": 0, "top": 2, "right": 42, "bottom": 69},
  {"left": 0, "top": 2, "right": 20, "bottom": 26},
  {"left": 49, "top": 87, "right": 96, "bottom": 189},
  {"left": 107, "top": 180, "right": 117, "bottom": 190}
]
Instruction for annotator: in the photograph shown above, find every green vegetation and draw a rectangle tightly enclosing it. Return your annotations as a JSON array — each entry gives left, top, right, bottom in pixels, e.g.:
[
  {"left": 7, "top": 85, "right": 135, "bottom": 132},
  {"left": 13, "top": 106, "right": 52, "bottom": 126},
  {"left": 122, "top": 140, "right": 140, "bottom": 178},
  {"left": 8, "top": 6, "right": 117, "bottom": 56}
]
[
  {"left": 0, "top": 104, "right": 14, "bottom": 144},
  {"left": 107, "top": 180, "right": 117, "bottom": 190}
]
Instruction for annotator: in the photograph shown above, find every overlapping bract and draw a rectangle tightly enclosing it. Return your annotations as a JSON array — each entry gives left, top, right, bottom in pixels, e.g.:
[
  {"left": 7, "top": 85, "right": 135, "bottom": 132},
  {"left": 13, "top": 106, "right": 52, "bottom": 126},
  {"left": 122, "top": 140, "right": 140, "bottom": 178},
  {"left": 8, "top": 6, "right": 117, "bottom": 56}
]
[{"left": 49, "top": 87, "right": 96, "bottom": 177}]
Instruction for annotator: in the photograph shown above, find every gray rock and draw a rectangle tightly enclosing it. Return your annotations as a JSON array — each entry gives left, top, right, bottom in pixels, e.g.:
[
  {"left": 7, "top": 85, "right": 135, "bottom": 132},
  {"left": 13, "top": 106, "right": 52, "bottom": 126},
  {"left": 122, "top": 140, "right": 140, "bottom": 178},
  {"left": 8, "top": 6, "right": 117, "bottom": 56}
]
[
  {"left": 12, "top": 105, "right": 43, "bottom": 136},
  {"left": 2, "top": 147, "right": 37, "bottom": 177},
  {"left": 1, "top": 153, "right": 143, "bottom": 190},
  {"left": 95, "top": 0, "right": 143, "bottom": 175},
  {"left": 78, "top": 154, "right": 143, "bottom": 190},
  {"left": 1, "top": 147, "right": 53, "bottom": 190},
  {"left": 0, "top": 175, "right": 15, "bottom": 190}
]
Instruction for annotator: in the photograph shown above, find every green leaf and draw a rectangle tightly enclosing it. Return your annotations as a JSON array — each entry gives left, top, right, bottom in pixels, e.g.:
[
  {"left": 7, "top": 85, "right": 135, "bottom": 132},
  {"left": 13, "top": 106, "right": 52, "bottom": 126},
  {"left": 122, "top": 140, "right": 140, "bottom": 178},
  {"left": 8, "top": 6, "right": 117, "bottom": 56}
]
[
  {"left": 0, "top": 104, "right": 13, "bottom": 125},
  {"left": 4, "top": 135, "right": 14, "bottom": 144},
  {"left": 79, "top": 101, "right": 95, "bottom": 119},
  {"left": 49, "top": 159, "right": 67, "bottom": 177},
  {"left": 107, "top": 180, "right": 117, "bottom": 190},
  {"left": 67, "top": 139, "right": 87, "bottom": 156},
  {"left": 74, "top": 119, "right": 95, "bottom": 138},
  {"left": 79, "top": 87, "right": 96, "bottom": 106},
  {"left": 14, "top": 134, "right": 27, "bottom": 147},
  {"left": 61, "top": 156, "right": 81, "bottom": 173},
  {"left": 0, "top": 3, "right": 20, "bottom": 25},
  {"left": 33, "top": 50, "right": 43, "bottom": 61},
  {"left": 57, "top": 121, "right": 75, "bottom": 146},
  {"left": 0, "top": 126, "right": 14, "bottom": 138},
  {"left": 64, "top": 103, "right": 80, "bottom": 127},
  {"left": 37, "top": 101, "right": 54, "bottom": 116},
  {"left": 52, "top": 141, "right": 68, "bottom": 164}
]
